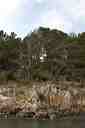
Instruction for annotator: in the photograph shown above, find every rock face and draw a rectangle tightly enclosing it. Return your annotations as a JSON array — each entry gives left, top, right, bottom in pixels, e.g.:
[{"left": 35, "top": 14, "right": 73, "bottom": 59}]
[
  {"left": 0, "top": 95, "right": 16, "bottom": 113},
  {"left": 63, "top": 91, "right": 71, "bottom": 109},
  {"left": 0, "top": 82, "right": 85, "bottom": 119}
]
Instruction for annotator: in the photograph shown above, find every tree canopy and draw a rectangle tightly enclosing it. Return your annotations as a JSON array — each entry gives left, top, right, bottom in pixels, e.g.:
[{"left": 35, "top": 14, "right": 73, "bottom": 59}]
[{"left": 0, "top": 27, "right": 84, "bottom": 82}]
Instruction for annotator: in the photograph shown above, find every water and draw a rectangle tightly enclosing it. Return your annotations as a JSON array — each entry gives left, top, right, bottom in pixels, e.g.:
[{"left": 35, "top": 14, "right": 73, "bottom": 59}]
[{"left": 0, "top": 118, "right": 85, "bottom": 128}]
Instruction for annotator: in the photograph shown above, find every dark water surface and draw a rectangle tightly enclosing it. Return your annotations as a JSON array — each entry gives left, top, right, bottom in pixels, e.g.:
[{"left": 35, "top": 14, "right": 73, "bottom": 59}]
[{"left": 0, "top": 118, "right": 85, "bottom": 128}]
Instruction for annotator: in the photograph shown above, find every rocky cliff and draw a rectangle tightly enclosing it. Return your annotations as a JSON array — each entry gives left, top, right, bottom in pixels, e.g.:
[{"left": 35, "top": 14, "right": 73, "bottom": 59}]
[{"left": 0, "top": 81, "right": 85, "bottom": 119}]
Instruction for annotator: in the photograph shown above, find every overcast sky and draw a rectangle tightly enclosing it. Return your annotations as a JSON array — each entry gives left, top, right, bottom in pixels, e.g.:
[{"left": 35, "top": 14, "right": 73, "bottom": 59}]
[{"left": 0, "top": 0, "right": 85, "bottom": 37}]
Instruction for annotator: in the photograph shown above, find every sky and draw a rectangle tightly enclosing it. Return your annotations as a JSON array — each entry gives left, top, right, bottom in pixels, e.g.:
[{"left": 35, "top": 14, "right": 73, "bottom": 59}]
[{"left": 0, "top": 0, "right": 85, "bottom": 37}]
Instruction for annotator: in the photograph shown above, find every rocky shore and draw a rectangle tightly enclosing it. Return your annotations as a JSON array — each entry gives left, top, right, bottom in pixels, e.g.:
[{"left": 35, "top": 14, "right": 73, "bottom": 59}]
[
  {"left": 0, "top": 108, "right": 84, "bottom": 120},
  {"left": 0, "top": 81, "right": 85, "bottom": 119}
]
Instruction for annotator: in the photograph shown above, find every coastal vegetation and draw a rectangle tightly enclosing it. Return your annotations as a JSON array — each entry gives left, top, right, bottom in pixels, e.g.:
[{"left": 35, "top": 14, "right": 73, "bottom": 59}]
[{"left": 0, "top": 27, "right": 84, "bottom": 82}]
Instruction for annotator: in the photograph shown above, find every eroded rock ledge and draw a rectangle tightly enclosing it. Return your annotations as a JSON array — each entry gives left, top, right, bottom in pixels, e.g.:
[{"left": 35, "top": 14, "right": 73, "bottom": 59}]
[{"left": 0, "top": 81, "right": 85, "bottom": 119}]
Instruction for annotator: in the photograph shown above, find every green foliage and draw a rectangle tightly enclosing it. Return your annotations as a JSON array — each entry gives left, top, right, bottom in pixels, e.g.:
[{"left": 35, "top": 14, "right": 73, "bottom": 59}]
[{"left": 0, "top": 27, "right": 85, "bottom": 82}]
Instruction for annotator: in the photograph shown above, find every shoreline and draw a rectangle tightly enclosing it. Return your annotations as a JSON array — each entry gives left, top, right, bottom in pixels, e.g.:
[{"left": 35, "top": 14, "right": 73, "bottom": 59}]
[{"left": 0, "top": 110, "right": 85, "bottom": 120}]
